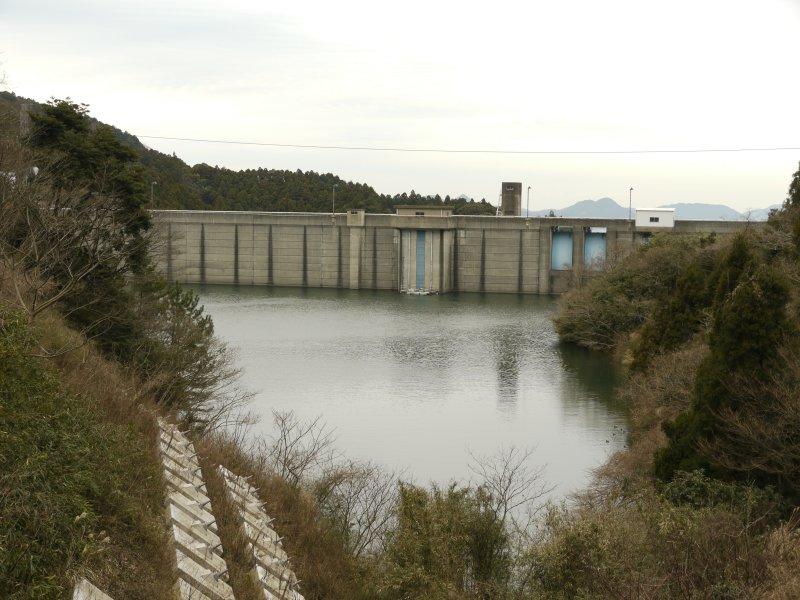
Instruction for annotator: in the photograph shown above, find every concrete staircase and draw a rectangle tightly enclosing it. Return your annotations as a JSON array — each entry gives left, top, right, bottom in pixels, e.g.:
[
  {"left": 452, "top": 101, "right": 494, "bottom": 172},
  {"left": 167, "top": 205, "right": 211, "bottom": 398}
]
[
  {"left": 218, "top": 466, "right": 305, "bottom": 600},
  {"left": 158, "top": 419, "right": 236, "bottom": 600}
]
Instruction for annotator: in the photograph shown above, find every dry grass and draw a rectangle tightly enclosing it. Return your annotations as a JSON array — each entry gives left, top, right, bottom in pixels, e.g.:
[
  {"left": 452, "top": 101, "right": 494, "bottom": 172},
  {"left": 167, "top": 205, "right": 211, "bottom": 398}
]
[
  {"left": 1, "top": 259, "right": 372, "bottom": 598},
  {"left": 756, "top": 514, "right": 800, "bottom": 599},
  {"left": 197, "top": 457, "right": 266, "bottom": 600},
  {"left": 7, "top": 295, "right": 369, "bottom": 598},
  {"left": 560, "top": 335, "right": 800, "bottom": 600},
  {"left": 0, "top": 257, "right": 175, "bottom": 598}
]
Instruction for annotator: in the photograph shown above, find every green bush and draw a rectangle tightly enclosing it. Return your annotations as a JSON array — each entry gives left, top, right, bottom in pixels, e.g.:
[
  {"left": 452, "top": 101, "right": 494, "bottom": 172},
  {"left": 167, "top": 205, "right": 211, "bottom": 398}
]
[
  {"left": 523, "top": 490, "right": 772, "bottom": 599},
  {"left": 629, "top": 247, "right": 717, "bottom": 370},
  {"left": 661, "top": 470, "right": 785, "bottom": 521},
  {"left": 378, "top": 483, "right": 510, "bottom": 599}
]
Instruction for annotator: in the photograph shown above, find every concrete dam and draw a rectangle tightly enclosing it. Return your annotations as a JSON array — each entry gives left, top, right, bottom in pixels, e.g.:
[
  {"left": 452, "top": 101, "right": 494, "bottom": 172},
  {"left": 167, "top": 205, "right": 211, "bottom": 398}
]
[{"left": 152, "top": 207, "right": 746, "bottom": 295}]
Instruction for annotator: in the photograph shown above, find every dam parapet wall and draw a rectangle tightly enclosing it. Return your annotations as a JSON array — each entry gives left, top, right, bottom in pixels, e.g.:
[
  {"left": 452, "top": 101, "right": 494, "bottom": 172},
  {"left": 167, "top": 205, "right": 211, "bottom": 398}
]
[{"left": 151, "top": 209, "right": 752, "bottom": 295}]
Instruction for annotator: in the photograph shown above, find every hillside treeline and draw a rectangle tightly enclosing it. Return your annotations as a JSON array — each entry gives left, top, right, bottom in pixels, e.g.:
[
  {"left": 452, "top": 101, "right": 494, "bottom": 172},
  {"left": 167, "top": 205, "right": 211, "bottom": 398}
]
[{"left": 0, "top": 91, "right": 496, "bottom": 216}]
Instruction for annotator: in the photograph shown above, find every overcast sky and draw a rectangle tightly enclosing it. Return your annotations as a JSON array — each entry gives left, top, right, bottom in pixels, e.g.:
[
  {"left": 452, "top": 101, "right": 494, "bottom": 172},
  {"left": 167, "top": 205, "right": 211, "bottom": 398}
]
[{"left": 2, "top": 0, "right": 799, "bottom": 210}]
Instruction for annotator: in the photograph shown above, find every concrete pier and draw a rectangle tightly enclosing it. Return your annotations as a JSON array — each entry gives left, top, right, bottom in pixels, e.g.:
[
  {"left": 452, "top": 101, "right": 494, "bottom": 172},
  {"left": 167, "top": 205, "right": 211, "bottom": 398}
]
[{"left": 152, "top": 210, "right": 749, "bottom": 295}]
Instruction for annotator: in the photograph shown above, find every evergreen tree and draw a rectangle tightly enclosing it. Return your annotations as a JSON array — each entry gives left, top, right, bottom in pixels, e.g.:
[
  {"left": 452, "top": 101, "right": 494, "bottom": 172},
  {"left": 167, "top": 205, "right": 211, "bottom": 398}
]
[
  {"left": 630, "top": 252, "right": 713, "bottom": 370},
  {"left": 23, "top": 100, "right": 154, "bottom": 357},
  {"left": 28, "top": 100, "right": 150, "bottom": 247},
  {"left": 784, "top": 161, "right": 800, "bottom": 253},
  {"left": 654, "top": 252, "right": 791, "bottom": 483}
]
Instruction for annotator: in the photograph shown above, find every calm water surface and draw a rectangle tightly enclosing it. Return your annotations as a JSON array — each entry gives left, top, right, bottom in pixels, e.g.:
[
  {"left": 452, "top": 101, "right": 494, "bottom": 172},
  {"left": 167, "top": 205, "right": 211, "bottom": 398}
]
[{"left": 193, "top": 285, "right": 627, "bottom": 498}]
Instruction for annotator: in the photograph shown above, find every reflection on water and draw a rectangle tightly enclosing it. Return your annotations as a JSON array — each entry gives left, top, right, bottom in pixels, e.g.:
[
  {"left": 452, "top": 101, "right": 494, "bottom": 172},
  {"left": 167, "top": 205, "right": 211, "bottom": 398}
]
[
  {"left": 491, "top": 325, "right": 525, "bottom": 413},
  {"left": 191, "top": 285, "right": 628, "bottom": 499}
]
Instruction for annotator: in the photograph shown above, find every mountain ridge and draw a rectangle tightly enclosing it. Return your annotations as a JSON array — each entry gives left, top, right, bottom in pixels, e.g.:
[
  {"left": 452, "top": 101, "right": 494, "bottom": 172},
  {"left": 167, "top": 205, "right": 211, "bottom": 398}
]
[{"left": 527, "top": 197, "right": 779, "bottom": 221}]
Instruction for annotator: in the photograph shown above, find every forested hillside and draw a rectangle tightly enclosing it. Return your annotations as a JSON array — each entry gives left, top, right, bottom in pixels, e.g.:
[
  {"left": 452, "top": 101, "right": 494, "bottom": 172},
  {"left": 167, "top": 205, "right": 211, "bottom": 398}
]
[{"left": 0, "top": 92, "right": 495, "bottom": 215}]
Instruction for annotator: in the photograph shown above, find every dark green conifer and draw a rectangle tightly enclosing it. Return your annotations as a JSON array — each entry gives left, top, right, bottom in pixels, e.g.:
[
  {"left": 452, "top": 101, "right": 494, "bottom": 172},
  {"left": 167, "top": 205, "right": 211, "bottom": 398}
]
[{"left": 654, "top": 254, "right": 790, "bottom": 482}]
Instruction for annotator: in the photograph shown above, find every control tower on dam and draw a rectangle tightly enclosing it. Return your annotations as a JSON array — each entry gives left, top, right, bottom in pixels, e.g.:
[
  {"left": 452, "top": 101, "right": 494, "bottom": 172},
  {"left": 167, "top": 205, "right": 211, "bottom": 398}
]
[{"left": 151, "top": 207, "right": 750, "bottom": 295}]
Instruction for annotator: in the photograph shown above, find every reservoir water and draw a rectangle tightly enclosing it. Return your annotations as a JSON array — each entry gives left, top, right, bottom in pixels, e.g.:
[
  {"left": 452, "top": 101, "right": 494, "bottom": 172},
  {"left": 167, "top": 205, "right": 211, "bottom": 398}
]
[{"left": 193, "top": 285, "right": 627, "bottom": 498}]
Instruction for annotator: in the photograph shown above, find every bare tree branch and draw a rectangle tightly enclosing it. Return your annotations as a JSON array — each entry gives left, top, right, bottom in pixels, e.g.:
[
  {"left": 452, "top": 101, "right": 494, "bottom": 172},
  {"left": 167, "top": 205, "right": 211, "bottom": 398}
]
[{"left": 468, "top": 446, "right": 553, "bottom": 532}]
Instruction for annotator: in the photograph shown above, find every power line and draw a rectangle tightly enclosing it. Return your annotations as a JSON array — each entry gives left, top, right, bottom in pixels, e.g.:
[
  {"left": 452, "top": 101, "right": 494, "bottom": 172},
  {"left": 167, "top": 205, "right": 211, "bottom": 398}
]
[{"left": 137, "top": 134, "right": 800, "bottom": 155}]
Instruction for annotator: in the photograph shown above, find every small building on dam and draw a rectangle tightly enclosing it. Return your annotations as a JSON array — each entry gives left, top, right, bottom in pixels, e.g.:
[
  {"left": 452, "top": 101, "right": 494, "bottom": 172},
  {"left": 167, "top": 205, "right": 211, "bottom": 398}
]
[{"left": 152, "top": 198, "right": 748, "bottom": 295}]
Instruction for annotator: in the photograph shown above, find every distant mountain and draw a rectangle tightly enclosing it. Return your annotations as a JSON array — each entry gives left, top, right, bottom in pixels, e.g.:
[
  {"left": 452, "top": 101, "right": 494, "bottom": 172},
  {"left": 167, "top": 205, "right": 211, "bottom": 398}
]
[
  {"left": 659, "top": 203, "right": 743, "bottom": 221},
  {"left": 527, "top": 197, "right": 629, "bottom": 219},
  {"left": 742, "top": 204, "right": 782, "bottom": 221},
  {"left": 526, "top": 197, "right": 777, "bottom": 221}
]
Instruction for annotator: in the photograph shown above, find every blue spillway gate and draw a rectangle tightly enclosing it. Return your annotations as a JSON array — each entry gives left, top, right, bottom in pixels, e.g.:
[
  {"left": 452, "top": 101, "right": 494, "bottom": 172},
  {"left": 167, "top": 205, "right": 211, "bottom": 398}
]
[
  {"left": 551, "top": 230, "right": 573, "bottom": 270},
  {"left": 416, "top": 230, "right": 426, "bottom": 289},
  {"left": 583, "top": 232, "right": 606, "bottom": 268}
]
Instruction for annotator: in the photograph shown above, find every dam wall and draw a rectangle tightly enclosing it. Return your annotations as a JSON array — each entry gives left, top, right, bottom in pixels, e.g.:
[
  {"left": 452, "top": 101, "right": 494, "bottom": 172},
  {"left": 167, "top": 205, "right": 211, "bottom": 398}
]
[{"left": 151, "top": 210, "right": 749, "bottom": 295}]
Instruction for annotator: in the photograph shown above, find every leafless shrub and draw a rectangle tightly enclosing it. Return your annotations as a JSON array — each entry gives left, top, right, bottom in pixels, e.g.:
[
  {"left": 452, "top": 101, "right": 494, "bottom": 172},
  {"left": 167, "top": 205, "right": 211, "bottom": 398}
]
[
  {"left": 1, "top": 189, "right": 135, "bottom": 316},
  {"left": 195, "top": 426, "right": 369, "bottom": 599},
  {"left": 212, "top": 412, "right": 397, "bottom": 558},
  {"left": 554, "top": 234, "right": 712, "bottom": 352},
  {"left": 131, "top": 287, "right": 253, "bottom": 431},
  {"left": 589, "top": 340, "right": 707, "bottom": 499},
  {"left": 257, "top": 411, "right": 338, "bottom": 486},
  {"left": 468, "top": 446, "right": 553, "bottom": 533},
  {"left": 314, "top": 461, "right": 398, "bottom": 557},
  {"left": 604, "top": 237, "right": 632, "bottom": 270},
  {"left": 519, "top": 482, "right": 780, "bottom": 599}
]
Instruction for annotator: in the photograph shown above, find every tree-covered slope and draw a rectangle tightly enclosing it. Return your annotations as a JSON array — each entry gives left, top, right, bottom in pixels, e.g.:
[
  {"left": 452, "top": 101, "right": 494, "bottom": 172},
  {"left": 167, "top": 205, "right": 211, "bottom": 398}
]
[{"left": 0, "top": 91, "right": 495, "bottom": 215}]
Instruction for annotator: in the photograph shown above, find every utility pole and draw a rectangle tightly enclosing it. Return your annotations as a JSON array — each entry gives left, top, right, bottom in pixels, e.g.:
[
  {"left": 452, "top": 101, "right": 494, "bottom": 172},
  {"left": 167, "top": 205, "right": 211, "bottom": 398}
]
[
  {"left": 527, "top": 185, "right": 531, "bottom": 217},
  {"left": 628, "top": 187, "right": 634, "bottom": 220},
  {"left": 150, "top": 181, "right": 157, "bottom": 203},
  {"left": 332, "top": 183, "right": 338, "bottom": 215}
]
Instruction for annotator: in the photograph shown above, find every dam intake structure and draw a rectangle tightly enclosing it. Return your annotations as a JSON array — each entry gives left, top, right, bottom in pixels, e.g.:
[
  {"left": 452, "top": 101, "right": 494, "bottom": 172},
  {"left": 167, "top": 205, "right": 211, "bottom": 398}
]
[{"left": 152, "top": 207, "right": 750, "bottom": 295}]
